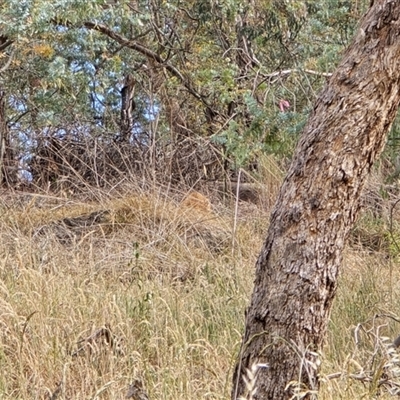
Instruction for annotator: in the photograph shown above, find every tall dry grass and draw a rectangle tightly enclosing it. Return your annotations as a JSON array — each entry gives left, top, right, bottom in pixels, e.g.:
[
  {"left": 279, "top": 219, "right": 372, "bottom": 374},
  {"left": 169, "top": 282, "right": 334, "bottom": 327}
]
[{"left": 1, "top": 156, "right": 400, "bottom": 399}]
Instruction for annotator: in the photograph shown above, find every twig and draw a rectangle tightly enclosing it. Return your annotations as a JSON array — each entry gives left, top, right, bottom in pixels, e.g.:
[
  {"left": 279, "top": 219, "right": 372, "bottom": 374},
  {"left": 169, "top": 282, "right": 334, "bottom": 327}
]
[{"left": 0, "top": 48, "right": 15, "bottom": 74}]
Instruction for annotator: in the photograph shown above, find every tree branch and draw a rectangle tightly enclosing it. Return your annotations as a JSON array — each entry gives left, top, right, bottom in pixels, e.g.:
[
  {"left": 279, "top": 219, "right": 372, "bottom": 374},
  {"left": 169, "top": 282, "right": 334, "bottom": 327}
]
[
  {"left": 0, "top": 35, "right": 13, "bottom": 52},
  {"left": 82, "top": 21, "right": 208, "bottom": 105},
  {"left": 0, "top": 49, "right": 15, "bottom": 74},
  {"left": 257, "top": 68, "right": 332, "bottom": 88}
]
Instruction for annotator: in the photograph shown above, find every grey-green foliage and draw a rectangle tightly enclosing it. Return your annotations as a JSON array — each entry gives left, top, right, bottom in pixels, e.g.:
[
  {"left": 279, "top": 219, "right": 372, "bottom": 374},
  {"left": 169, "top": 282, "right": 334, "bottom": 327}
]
[{"left": 0, "top": 0, "right": 372, "bottom": 181}]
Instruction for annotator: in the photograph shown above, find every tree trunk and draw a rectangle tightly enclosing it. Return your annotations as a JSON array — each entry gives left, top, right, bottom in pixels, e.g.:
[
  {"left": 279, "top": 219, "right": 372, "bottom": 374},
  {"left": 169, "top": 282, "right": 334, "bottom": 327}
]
[
  {"left": 0, "top": 89, "right": 7, "bottom": 186},
  {"left": 0, "top": 89, "right": 17, "bottom": 187},
  {"left": 232, "top": 1, "right": 400, "bottom": 399},
  {"left": 119, "top": 73, "right": 136, "bottom": 142}
]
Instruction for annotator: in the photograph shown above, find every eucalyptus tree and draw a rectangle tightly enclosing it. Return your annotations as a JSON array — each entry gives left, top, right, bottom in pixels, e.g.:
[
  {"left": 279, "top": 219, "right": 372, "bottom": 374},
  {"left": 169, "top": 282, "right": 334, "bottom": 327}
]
[
  {"left": 232, "top": 1, "right": 400, "bottom": 398},
  {"left": 0, "top": 0, "right": 156, "bottom": 186},
  {"left": 0, "top": 0, "right": 370, "bottom": 188}
]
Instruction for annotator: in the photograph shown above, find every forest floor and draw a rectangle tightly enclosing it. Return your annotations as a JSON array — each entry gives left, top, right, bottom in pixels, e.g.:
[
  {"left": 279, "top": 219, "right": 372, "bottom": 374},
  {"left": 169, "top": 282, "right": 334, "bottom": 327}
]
[{"left": 1, "top": 160, "right": 400, "bottom": 399}]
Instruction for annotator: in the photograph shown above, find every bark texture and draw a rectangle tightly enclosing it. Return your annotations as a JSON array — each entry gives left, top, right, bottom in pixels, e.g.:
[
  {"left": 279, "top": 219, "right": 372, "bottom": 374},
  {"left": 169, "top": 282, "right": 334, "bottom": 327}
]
[{"left": 233, "top": 1, "right": 400, "bottom": 399}]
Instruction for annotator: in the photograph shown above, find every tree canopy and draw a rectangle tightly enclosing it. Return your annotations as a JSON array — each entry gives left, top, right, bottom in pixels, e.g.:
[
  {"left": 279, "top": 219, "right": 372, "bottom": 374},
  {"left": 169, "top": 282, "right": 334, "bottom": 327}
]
[{"left": 0, "top": 0, "right": 370, "bottom": 189}]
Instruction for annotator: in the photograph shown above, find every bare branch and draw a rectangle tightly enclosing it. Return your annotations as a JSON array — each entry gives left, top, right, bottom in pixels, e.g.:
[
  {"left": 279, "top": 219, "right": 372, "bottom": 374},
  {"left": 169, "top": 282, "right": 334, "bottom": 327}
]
[
  {"left": 82, "top": 21, "right": 208, "bottom": 105},
  {"left": 0, "top": 35, "right": 13, "bottom": 52},
  {"left": 258, "top": 68, "right": 332, "bottom": 85}
]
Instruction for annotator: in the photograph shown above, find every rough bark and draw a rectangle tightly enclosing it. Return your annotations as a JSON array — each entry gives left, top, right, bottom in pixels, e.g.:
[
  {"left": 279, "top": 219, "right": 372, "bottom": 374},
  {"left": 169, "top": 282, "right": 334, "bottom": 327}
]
[{"left": 232, "top": 1, "right": 400, "bottom": 399}]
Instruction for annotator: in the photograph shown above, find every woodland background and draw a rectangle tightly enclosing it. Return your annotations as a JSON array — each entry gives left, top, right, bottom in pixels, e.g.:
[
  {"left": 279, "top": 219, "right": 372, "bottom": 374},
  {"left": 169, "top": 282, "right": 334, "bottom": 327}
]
[
  {"left": 2, "top": 1, "right": 400, "bottom": 399},
  {"left": 1, "top": 0, "right": 382, "bottom": 192}
]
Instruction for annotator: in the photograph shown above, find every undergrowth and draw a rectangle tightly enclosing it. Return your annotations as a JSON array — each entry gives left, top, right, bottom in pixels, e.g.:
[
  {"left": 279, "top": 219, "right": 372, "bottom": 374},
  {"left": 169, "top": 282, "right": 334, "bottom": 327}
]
[{"left": 1, "top": 164, "right": 400, "bottom": 399}]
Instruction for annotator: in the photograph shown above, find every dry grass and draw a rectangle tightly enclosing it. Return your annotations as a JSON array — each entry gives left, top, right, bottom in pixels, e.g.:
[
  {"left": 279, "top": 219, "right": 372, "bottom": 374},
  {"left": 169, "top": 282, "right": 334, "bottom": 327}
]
[
  {"left": 2, "top": 159, "right": 400, "bottom": 399},
  {"left": 0, "top": 183, "right": 265, "bottom": 400}
]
